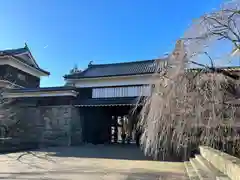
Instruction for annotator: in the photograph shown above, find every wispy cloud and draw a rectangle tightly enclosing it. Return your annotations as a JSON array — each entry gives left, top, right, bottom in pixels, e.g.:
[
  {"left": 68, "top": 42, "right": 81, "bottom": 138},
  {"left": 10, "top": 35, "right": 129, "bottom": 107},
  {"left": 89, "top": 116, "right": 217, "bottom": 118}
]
[{"left": 44, "top": 45, "right": 49, "bottom": 49}]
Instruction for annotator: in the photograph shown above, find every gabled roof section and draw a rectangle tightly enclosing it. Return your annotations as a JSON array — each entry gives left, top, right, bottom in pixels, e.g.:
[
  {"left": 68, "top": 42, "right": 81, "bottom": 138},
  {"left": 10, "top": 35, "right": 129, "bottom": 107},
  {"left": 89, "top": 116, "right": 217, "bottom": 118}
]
[
  {"left": 64, "top": 59, "right": 168, "bottom": 79},
  {"left": 0, "top": 44, "right": 50, "bottom": 75}
]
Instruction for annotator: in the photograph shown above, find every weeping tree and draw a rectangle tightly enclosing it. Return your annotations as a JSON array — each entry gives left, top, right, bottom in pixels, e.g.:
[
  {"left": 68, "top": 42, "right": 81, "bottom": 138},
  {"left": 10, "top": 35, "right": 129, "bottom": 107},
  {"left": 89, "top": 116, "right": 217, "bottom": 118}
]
[{"left": 138, "top": 0, "right": 240, "bottom": 161}]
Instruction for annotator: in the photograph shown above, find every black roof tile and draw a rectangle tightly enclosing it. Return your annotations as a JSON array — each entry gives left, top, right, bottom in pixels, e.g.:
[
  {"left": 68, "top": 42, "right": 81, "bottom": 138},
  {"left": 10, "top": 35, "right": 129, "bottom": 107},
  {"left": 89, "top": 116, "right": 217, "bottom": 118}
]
[
  {"left": 64, "top": 59, "right": 168, "bottom": 79},
  {"left": 0, "top": 48, "right": 27, "bottom": 55},
  {"left": 5, "top": 86, "right": 76, "bottom": 93},
  {"left": 75, "top": 97, "right": 140, "bottom": 106}
]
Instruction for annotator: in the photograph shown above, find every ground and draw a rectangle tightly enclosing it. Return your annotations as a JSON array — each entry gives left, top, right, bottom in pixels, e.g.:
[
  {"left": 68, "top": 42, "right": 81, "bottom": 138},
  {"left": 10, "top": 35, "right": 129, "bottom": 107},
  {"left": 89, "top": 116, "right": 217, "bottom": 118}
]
[{"left": 0, "top": 145, "right": 188, "bottom": 180}]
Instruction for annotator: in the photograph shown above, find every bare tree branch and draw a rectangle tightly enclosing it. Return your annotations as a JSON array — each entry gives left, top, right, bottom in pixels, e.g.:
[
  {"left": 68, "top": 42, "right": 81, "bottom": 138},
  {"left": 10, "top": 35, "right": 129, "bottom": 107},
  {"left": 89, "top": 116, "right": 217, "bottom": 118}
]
[{"left": 139, "top": 1, "right": 240, "bottom": 160}]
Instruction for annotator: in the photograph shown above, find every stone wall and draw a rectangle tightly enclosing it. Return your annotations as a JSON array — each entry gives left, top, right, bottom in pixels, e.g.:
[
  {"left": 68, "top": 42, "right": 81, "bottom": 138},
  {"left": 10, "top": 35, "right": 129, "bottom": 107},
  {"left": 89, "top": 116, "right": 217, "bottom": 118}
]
[
  {"left": 1, "top": 105, "right": 83, "bottom": 148},
  {"left": 43, "top": 105, "right": 83, "bottom": 146}
]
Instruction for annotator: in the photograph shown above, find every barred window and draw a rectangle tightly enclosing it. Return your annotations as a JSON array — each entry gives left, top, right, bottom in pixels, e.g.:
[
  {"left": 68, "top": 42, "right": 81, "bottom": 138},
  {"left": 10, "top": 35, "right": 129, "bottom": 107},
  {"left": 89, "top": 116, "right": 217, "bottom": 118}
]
[{"left": 92, "top": 85, "right": 151, "bottom": 98}]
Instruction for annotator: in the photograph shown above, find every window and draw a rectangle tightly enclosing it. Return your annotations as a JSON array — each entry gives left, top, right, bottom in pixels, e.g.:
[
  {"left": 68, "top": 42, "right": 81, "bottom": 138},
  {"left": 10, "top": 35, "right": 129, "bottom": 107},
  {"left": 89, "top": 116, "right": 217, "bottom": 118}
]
[
  {"left": 92, "top": 85, "right": 151, "bottom": 98},
  {"left": 18, "top": 73, "right": 26, "bottom": 81}
]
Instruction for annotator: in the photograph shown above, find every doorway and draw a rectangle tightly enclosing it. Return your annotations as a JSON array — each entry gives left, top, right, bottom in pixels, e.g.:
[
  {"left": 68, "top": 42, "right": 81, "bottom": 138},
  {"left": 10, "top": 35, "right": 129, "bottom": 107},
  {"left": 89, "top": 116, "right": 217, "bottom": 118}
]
[{"left": 110, "top": 115, "right": 137, "bottom": 144}]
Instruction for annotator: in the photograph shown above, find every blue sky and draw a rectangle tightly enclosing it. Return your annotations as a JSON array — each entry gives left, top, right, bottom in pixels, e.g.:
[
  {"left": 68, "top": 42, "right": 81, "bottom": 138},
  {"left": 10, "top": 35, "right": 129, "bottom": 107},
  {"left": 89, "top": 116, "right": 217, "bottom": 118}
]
[{"left": 0, "top": 0, "right": 224, "bottom": 87}]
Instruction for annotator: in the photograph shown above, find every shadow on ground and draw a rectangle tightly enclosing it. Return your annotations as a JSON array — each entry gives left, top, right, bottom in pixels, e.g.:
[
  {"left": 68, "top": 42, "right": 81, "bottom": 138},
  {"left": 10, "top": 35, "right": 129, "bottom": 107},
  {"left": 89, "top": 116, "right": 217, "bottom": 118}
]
[
  {"left": 0, "top": 145, "right": 187, "bottom": 179},
  {"left": 0, "top": 169, "right": 188, "bottom": 180},
  {"left": 36, "top": 144, "right": 154, "bottom": 161}
]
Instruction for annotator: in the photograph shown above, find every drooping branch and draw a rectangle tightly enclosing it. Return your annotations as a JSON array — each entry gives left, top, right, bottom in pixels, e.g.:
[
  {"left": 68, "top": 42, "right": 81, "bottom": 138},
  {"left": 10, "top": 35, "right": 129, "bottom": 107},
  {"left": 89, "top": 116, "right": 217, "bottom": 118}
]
[
  {"left": 189, "top": 60, "right": 240, "bottom": 80},
  {"left": 139, "top": 1, "right": 240, "bottom": 160}
]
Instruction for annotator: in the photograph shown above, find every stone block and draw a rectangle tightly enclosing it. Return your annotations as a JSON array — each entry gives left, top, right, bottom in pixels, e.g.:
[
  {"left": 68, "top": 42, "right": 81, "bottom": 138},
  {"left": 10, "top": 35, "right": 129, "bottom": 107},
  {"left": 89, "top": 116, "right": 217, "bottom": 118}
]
[
  {"left": 200, "top": 146, "right": 240, "bottom": 180},
  {"left": 195, "top": 155, "right": 230, "bottom": 180},
  {"left": 184, "top": 161, "right": 200, "bottom": 180}
]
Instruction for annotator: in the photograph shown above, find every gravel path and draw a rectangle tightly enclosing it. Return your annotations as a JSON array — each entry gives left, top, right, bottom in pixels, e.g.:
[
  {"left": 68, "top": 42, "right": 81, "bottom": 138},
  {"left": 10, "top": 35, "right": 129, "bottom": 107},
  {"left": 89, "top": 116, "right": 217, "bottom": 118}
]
[{"left": 0, "top": 145, "right": 188, "bottom": 180}]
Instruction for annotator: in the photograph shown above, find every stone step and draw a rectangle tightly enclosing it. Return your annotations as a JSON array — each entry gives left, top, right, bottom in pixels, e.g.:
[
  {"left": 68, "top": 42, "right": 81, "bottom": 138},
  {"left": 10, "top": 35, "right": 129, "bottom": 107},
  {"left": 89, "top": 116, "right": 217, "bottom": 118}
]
[
  {"left": 200, "top": 146, "right": 240, "bottom": 180},
  {"left": 184, "top": 161, "right": 200, "bottom": 180},
  {"left": 190, "top": 157, "right": 215, "bottom": 180},
  {"left": 195, "top": 155, "right": 230, "bottom": 180}
]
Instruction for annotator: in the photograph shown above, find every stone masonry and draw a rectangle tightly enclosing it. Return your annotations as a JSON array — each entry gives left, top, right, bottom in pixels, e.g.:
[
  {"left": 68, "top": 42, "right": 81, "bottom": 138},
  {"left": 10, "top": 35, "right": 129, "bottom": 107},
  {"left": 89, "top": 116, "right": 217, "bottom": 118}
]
[{"left": 2, "top": 105, "right": 83, "bottom": 147}]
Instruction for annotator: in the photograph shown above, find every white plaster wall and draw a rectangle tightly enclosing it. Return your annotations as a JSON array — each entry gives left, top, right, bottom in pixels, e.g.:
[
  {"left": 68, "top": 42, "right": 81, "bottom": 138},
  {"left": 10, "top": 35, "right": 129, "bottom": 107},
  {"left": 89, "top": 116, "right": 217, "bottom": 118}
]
[{"left": 70, "top": 74, "right": 153, "bottom": 88}]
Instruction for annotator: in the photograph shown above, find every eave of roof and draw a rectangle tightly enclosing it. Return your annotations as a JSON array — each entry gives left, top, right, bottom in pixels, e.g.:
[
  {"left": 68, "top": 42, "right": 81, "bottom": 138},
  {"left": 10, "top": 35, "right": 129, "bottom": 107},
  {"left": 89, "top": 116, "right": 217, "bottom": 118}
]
[
  {"left": 74, "top": 97, "right": 140, "bottom": 107},
  {"left": 23, "top": 43, "right": 41, "bottom": 69},
  {"left": 0, "top": 47, "right": 50, "bottom": 76},
  {"left": 5, "top": 86, "right": 76, "bottom": 93},
  {"left": 2, "top": 86, "right": 78, "bottom": 98},
  {"left": 64, "top": 72, "right": 154, "bottom": 80}
]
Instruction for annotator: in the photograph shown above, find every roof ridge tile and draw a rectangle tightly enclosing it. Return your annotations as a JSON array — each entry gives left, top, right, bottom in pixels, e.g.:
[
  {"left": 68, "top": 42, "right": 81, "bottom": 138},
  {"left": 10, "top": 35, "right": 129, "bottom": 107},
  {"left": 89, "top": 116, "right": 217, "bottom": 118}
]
[{"left": 89, "top": 59, "right": 157, "bottom": 67}]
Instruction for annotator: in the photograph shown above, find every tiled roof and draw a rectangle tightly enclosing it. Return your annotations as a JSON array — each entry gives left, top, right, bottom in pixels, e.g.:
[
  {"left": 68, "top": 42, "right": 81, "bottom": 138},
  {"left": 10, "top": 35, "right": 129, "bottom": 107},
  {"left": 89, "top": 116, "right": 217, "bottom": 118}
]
[
  {"left": 64, "top": 59, "right": 168, "bottom": 79},
  {"left": 75, "top": 97, "right": 140, "bottom": 107},
  {"left": 5, "top": 86, "right": 76, "bottom": 93},
  {"left": 0, "top": 47, "right": 50, "bottom": 75},
  {"left": 0, "top": 47, "right": 27, "bottom": 55}
]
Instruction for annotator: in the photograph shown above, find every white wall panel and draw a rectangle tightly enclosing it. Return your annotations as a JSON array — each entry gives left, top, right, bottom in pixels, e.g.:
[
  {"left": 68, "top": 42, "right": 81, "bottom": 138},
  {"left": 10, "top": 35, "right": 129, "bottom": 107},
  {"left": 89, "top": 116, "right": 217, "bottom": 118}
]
[
  {"left": 92, "top": 85, "right": 151, "bottom": 98},
  {"left": 71, "top": 75, "right": 152, "bottom": 88}
]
